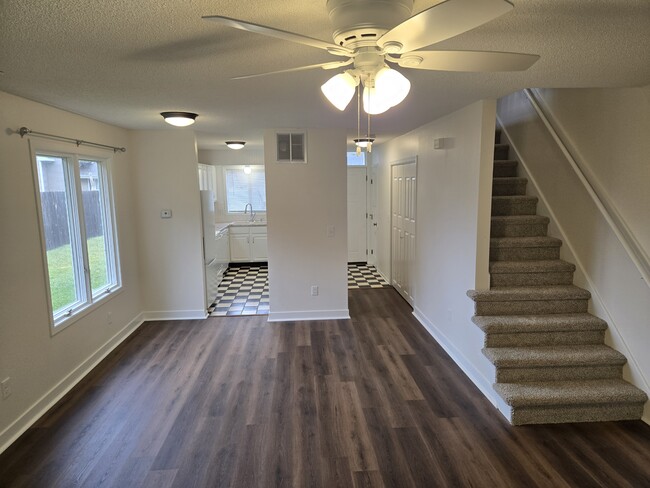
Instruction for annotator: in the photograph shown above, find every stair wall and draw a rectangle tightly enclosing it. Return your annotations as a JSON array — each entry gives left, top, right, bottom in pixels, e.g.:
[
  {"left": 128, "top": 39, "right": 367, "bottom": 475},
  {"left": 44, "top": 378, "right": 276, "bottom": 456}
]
[{"left": 497, "top": 91, "right": 650, "bottom": 424}]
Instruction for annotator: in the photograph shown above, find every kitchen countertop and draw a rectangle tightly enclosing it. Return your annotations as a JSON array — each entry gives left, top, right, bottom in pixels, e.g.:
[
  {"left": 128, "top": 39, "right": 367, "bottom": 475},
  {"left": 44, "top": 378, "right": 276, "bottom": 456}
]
[{"left": 215, "top": 221, "right": 267, "bottom": 236}]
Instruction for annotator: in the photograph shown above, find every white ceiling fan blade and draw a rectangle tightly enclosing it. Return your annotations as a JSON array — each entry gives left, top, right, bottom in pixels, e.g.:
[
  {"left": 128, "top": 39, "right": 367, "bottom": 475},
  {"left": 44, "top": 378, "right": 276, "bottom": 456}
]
[
  {"left": 397, "top": 50, "right": 539, "bottom": 72},
  {"left": 203, "top": 15, "right": 353, "bottom": 55},
  {"left": 232, "top": 59, "right": 353, "bottom": 80},
  {"left": 379, "top": 0, "right": 513, "bottom": 54}
]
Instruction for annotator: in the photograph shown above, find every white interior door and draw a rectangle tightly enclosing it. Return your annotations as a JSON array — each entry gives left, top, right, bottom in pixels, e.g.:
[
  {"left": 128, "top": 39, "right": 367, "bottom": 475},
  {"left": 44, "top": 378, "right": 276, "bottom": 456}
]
[
  {"left": 347, "top": 166, "right": 367, "bottom": 263},
  {"left": 391, "top": 161, "right": 417, "bottom": 305}
]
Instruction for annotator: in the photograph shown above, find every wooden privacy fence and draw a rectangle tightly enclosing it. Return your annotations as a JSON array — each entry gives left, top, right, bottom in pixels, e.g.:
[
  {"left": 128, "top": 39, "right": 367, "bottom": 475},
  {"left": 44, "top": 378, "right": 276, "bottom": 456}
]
[{"left": 41, "top": 191, "right": 103, "bottom": 250}]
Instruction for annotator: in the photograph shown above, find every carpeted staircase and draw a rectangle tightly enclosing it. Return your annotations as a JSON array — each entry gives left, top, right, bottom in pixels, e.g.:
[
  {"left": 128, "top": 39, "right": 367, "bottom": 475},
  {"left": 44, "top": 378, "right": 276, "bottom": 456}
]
[{"left": 467, "top": 130, "right": 647, "bottom": 425}]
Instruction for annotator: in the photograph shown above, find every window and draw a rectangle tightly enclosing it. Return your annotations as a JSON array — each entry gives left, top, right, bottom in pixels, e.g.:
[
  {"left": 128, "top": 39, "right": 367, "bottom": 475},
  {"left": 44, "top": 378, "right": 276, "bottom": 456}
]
[
  {"left": 225, "top": 166, "right": 266, "bottom": 213},
  {"left": 347, "top": 151, "right": 366, "bottom": 166},
  {"left": 34, "top": 151, "right": 120, "bottom": 330}
]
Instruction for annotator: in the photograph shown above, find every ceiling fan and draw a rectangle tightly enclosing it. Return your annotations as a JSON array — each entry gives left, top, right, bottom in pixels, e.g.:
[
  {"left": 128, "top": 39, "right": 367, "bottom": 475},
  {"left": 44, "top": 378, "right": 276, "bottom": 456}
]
[{"left": 203, "top": 0, "right": 539, "bottom": 114}]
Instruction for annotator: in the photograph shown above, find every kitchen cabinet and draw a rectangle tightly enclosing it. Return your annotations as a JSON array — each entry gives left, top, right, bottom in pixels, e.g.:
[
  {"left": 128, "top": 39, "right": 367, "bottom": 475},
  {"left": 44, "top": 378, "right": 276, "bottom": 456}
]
[{"left": 229, "top": 225, "right": 267, "bottom": 262}]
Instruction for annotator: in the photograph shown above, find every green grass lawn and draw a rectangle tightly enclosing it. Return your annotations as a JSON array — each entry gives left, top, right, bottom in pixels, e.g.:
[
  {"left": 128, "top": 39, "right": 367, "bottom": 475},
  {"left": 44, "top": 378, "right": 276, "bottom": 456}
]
[{"left": 47, "top": 236, "right": 108, "bottom": 312}]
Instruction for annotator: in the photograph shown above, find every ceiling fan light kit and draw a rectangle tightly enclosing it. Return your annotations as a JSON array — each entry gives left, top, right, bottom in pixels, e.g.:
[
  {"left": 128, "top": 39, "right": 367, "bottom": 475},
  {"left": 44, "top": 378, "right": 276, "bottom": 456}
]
[
  {"left": 225, "top": 141, "right": 246, "bottom": 150},
  {"left": 161, "top": 111, "right": 198, "bottom": 127},
  {"left": 205, "top": 0, "right": 539, "bottom": 124}
]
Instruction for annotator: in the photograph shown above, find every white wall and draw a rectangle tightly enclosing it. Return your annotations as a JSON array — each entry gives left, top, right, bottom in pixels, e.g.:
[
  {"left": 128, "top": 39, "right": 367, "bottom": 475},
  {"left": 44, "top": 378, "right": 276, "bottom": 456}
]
[
  {"left": 535, "top": 86, "right": 650, "bottom": 260},
  {"left": 264, "top": 128, "right": 348, "bottom": 321},
  {"left": 130, "top": 130, "right": 206, "bottom": 318},
  {"left": 198, "top": 147, "right": 265, "bottom": 166},
  {"left": 497, "top": 88, "right": 650, "bottom": 421},
  {"left": 373, "top": 100, "right": 498, "bottom": 400},
  {"left": 0, "top": 91, "right": 143, "bottom": 451}
]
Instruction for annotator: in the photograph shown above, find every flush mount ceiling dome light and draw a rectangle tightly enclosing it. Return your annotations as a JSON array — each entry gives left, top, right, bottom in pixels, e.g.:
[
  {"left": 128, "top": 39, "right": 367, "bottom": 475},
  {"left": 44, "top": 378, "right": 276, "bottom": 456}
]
[
  {"left": 160, "top": 111, "right": 198, "bottom": 127},
  {"left": 225, "top": 141, "right": 246, "bottom": 150}
]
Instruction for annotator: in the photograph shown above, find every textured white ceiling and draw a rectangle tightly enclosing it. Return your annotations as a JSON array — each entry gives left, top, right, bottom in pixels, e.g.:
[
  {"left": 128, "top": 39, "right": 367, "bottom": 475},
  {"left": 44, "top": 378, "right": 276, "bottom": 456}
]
[{"left": 1, "top": 0, "right": 648, "bottom": 150}]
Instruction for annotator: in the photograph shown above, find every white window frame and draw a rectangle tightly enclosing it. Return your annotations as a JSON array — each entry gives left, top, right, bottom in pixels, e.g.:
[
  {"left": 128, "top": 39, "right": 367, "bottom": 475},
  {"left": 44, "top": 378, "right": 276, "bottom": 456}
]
[
  {"left": 220, "top": 165, "right": 267, "bottom": 218},
  {"left": 31, "top": 142, "right": 122, "bottom": 334}
]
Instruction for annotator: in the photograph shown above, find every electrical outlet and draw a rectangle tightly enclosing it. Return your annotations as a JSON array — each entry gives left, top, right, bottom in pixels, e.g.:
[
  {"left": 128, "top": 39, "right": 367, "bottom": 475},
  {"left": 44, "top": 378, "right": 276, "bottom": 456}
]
[
  {"left": 310, "top": 285, "right": 319, "bottom": 296},
  {"left": 1, "top": 378, "right": 12, "bottom": 400}
]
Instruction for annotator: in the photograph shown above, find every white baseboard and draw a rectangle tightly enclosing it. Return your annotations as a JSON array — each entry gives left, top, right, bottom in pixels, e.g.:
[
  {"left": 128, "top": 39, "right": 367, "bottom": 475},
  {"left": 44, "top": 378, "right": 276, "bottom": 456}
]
[
  {"left": 267, "top": 309, "right": 350, "bottom": 322},
  {"left": 412, "top": 306, "right": 497, "bottom": 407},
  {"left": 142, "top": 309, "right": 207, "bottom": 321},
  {"left": 0, "top": 312, "right": 145, "bottom": 455}
]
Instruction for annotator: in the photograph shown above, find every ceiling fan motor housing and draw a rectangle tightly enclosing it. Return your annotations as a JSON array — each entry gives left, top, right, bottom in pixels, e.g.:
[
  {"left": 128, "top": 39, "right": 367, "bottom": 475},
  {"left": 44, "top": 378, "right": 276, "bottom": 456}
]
[{"left": 327, "top": 0, "right": 413, "bottom": 49}]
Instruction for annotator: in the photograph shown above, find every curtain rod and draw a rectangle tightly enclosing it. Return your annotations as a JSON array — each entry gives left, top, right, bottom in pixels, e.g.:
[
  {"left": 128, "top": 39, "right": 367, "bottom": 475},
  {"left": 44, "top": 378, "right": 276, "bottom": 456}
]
[{"left": 17, "top": 127, "right": 127, "bottom": 153}]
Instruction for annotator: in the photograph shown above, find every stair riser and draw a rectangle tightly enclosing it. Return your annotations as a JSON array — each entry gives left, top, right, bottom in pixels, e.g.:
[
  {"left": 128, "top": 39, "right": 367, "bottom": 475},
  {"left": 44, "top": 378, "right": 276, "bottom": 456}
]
[
  {"left": 495, "top": 130, "right": 501, "bottom": 144},
  {"left": 510, "top": 403, "right": 645, "bottom": 425},
  {"left": 494, "top": 145, "right": 509, "bottom": 160},
  {"left": 491, "top": 200, "right": 537, "bottom": 216},
  {"left": 493, "top": 180, "right": 527, "bottom": 196},
  {"left": 486, "top": 330, "right": 605, "bottom": 347},
  {"left": 490, "top": 222, "right": 548, "bottom": 238},
  {"left": 475, "top": 300, "right": 588, "bottom": 316},
  {"left": 493, "top": 163, "right": 517, "bottom": 178},
  {"left": 490, "top": 271, "right": 575, "bottom": 287},
  {"left": 490, "top": 247, "right": 561, "bottom": 261},
  {"left": 495, "top": 365, "right": 622, "bottom": 383}
]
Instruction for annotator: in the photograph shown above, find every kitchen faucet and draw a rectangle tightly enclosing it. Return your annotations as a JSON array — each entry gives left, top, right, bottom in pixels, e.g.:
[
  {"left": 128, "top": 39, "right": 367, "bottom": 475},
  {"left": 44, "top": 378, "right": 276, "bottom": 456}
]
[{"left": 244, "top": 203, "right": 256, "bottom": 222}]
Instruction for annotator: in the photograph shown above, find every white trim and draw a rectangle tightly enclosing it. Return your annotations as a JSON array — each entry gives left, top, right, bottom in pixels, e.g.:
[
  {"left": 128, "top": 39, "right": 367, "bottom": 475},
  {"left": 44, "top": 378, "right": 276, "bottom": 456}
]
[
  {"left": 267, "top": 309, "right": 350, "bottom": 322},
  {"left": 412, "top": 306, "right": 498, "bottom": 407},
  {"left": 497, "top": 115, "right": 650, "bottom": 398},
  {"left": 142, "top": 310, "right": 208, "bottom": 321},
  {"left": 524, "top": 88, "right": 650, "bottom": 288},
  {"left": 0, "top": 313, "right": 144, "bottom": 455}
]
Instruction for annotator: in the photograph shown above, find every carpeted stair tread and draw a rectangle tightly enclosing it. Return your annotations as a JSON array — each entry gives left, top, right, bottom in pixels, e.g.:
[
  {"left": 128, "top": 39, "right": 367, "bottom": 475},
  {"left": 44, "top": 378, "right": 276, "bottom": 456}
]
[
  {"left": 489, "top": 260, "right": 576, "bottom": 274},
  {"left": 483, "top": 344, "right": 626, "bottom": 368},
  {"left": 490, "top": 236, "right": 562, "bottom": 248},
  {"left": 495, "top": 379, "right": 648, "bottom": 407},
  {"left": 494, "top": 143, "right": 510, "bottom": 159},
  {"left": 472, "top": 313, "right": 607, "bottom": 334},
  {"left": 493, "top": 160, "right": 518, "bottom": 177},
  {"left": 491, "top": 195, "right": 537, "bottom": 204},
  {"left": 468, "top": 285, "right": 590, "bottom": 302},
  {"left": 491, "top": 215, "right": 549, "bottom": 225}
]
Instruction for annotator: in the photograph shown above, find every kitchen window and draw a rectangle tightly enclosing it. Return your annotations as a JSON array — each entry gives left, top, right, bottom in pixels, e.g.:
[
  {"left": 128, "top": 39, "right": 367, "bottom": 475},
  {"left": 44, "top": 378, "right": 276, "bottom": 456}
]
[
  {"left": 225, "top": 166, "right": 266, "bottom": 213},
  {"left": 34, "top": 150, "right": 121, "bottom": 332}
]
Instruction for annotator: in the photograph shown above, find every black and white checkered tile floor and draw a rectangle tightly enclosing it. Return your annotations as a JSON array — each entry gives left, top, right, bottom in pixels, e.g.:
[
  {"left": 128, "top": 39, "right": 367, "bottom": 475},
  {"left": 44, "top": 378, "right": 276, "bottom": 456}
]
[
  {"left": 347, "top": 263, "right": 391, "bottom": 289},
  {"left": 209, "top": 263, "right": 389, "bottom": 316}
]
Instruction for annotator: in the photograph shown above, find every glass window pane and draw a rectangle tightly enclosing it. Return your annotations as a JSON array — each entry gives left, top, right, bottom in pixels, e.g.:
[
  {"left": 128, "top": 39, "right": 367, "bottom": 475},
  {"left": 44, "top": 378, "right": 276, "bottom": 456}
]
[
  {"left": 347, "top": 151, "right": 366, "bottom": 166},
  {"left": 225, "top": 167, "right": 266, "bottom": 213},
  {"left": 36, "top": 155, "right": 79, "bottom": 313},
  {"left": 79, "top": 160, "right": 109, "bottom": 293}
]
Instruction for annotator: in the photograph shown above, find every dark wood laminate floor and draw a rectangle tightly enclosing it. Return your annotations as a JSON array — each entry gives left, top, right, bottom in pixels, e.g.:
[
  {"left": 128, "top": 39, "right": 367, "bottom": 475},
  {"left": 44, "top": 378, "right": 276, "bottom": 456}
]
[{"left": 2, "top": 288, "right": 650, "bottom": 488}]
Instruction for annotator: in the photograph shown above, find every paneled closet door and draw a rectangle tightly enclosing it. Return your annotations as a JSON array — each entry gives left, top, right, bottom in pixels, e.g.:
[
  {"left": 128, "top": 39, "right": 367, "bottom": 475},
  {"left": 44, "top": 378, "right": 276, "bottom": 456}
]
[{"left": 391, "top": 161, "right": 417, "bottom": 305}]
